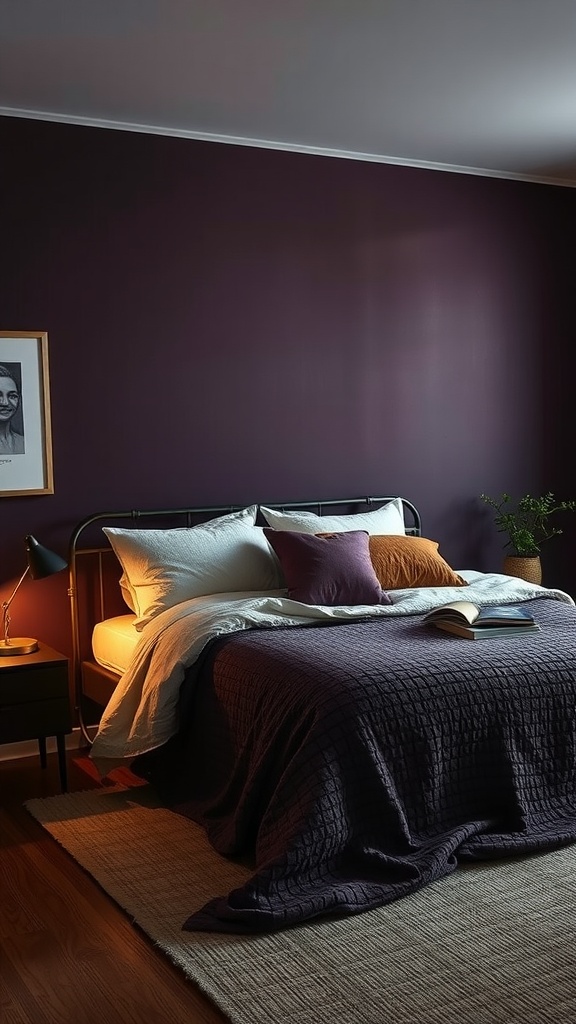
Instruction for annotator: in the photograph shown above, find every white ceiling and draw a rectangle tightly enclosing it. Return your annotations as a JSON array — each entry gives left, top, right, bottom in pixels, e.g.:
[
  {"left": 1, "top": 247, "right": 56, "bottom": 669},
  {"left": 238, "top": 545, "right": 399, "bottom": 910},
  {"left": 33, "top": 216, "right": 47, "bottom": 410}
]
[{"left": 1, "top": 0, "right": 575, "bottom": 186}]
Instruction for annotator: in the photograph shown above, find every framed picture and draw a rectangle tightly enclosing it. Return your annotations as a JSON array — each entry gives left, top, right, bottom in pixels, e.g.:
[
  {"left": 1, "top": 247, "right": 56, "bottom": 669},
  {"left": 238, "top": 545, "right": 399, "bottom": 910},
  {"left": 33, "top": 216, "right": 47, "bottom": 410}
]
[{"left": 0, "top": 331, "right": 54, "bottom": 496}]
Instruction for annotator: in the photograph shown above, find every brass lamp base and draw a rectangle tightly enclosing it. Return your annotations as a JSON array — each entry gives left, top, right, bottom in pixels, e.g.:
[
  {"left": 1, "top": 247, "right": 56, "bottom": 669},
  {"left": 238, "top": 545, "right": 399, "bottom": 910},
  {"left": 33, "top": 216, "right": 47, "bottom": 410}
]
[{"left": 0, "top": 637, "right": 39, "bottom": 656}]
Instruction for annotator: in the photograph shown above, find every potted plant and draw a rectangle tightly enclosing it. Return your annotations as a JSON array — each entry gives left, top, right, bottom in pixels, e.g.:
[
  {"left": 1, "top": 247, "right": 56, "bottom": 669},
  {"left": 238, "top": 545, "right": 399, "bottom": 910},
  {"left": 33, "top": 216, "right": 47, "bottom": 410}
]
[{"left": 480, "top": 491, "right": 576, "bottom": 584}]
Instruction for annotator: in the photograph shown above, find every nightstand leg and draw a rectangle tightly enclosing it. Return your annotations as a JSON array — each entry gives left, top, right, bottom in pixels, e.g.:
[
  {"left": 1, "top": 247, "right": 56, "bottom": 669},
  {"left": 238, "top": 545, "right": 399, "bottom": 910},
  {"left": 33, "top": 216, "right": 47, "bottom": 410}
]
[
  {"left": 38, "top": 736, "right": 47, "bottom": 768},
  {"left": 56, "top": 734, "right": 68, "bottom": 792}
]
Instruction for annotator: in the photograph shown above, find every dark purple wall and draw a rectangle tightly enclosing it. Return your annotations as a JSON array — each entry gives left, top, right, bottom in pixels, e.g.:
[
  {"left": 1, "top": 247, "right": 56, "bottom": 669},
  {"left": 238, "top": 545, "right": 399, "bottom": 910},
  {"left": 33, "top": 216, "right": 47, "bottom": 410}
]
[{"left": 1, "top": 116, "right": 574, "bottom": 656}]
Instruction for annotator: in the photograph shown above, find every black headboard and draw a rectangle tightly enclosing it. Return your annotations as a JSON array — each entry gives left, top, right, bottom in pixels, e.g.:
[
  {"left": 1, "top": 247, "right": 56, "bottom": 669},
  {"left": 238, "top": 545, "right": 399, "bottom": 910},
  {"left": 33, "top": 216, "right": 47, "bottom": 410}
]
[{"left": 68, "top": 495, "right": 421, "bottom": 743}]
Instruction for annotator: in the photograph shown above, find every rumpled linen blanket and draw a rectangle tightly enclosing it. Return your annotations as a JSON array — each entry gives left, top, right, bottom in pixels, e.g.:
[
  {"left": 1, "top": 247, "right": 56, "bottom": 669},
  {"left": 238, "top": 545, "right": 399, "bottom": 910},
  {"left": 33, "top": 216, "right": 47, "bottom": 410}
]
[{"left": 90, "top": 570, "right": 574, "bottom": 769}]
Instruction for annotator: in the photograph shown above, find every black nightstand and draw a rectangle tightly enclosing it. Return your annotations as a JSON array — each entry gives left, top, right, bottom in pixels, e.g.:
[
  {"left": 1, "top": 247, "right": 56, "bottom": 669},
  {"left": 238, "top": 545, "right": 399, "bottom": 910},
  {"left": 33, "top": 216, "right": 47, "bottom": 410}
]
[{"left": 0, "top": 643, "right": 71, "bottom": 791}]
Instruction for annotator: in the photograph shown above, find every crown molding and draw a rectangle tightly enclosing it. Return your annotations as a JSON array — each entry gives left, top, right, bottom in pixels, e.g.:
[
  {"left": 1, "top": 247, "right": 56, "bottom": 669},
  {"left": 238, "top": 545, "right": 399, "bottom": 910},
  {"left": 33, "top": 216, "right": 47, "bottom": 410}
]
[{"left": 1, "top": 106, "right": 574, "bottom": 189}]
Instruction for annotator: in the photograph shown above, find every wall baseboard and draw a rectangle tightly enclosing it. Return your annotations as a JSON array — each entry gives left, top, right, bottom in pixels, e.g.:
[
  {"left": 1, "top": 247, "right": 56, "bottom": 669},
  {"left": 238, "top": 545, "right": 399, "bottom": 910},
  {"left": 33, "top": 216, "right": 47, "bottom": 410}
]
[{"left": 0, "top": 729, "right": 82, "bottom": 762}]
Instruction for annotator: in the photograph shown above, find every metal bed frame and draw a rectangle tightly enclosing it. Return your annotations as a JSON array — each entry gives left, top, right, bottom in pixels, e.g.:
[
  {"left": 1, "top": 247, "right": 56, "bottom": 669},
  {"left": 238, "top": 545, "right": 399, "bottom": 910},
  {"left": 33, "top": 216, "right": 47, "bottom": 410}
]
[{"left": 68, "top": 495, "right": 421, "bottom": 745}]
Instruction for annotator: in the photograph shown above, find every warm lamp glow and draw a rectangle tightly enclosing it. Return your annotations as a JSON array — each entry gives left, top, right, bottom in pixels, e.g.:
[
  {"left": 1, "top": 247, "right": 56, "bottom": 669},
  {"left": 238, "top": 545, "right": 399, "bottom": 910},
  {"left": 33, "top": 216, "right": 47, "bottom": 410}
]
[{"left": 0, "top": 535, "right": 67, "bottom": 656}]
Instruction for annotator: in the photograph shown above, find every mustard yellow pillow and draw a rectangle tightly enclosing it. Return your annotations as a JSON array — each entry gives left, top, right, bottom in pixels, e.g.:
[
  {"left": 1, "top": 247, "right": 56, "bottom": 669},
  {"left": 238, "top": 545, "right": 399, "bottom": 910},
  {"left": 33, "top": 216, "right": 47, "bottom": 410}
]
[{"left": 368, "top": 535, "right": 466, "bottom": 590}]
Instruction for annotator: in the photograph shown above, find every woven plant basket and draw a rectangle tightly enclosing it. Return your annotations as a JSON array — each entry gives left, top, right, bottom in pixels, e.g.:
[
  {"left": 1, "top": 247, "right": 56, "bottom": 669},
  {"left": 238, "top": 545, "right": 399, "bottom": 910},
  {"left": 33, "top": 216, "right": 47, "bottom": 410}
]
[{"left": 503, "top": 555, "right": 542, "bottom": 586}]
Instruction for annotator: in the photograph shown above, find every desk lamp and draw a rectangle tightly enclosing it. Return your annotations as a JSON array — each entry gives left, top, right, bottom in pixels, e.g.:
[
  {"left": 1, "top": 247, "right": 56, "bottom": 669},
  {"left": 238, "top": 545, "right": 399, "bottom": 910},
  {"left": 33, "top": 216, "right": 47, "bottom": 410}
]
[{"left": 0, "top": 535, "right": 67, "bottom": 656}]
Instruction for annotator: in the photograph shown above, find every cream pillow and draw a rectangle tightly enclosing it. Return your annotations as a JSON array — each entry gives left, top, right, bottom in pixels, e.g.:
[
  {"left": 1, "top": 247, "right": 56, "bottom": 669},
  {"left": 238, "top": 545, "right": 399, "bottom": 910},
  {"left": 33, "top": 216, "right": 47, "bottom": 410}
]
[
  {"left": 259, "top": 498, "right": 406, "bottom": 536},
  {"left": 104, "top": 506, "right": 282, "bottom": 629}
]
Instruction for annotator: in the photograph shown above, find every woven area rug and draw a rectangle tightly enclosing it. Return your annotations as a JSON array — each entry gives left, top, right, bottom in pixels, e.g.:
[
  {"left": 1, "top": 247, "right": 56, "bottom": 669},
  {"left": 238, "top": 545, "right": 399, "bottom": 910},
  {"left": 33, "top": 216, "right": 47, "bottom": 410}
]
[{"left": 26, "top": 785, "right": 576, "bottom": 1024}]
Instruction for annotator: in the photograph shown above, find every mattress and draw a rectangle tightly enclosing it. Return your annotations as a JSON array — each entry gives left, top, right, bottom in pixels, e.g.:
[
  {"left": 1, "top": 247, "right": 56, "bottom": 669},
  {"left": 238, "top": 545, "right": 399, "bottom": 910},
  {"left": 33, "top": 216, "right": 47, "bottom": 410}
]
[{"left": 92, "top": 614, "right": 139, "bottom": 675}]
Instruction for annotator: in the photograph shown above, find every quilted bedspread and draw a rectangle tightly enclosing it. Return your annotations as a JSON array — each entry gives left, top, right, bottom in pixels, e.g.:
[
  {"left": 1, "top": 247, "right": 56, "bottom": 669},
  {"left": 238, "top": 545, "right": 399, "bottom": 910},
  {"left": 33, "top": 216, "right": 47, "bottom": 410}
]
[{"left": 134, "top": 595, "right": 576, "bottom": 934}]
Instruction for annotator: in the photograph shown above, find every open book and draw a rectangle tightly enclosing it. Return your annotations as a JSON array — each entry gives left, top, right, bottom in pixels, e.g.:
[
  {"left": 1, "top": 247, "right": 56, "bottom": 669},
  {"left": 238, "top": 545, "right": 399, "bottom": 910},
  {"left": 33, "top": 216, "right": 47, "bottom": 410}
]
[{"left": 424, "top": 601, "right": 540, "bottom": 639}]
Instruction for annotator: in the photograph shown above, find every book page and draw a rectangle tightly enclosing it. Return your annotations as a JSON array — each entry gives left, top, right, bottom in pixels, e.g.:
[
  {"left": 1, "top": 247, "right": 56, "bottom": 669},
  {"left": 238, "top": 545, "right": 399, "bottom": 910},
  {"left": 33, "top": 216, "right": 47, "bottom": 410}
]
[{"left": 424, "top": 601, "right": 479, "bottom": 624}]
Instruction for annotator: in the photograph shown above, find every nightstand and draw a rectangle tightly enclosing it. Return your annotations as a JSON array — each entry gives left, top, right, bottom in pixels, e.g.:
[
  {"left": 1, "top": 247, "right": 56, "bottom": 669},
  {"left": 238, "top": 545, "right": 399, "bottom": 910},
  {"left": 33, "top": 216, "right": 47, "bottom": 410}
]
[{"left": 0, "top": 643, "right": 71, "bottom": 791}]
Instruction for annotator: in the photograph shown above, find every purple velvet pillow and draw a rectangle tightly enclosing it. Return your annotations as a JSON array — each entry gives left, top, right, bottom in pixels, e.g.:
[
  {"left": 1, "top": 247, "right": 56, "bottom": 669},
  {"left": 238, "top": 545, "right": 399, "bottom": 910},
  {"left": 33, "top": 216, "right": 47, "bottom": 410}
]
[{"left": 263, "top": 528, "right": 391, "bottom": 606}]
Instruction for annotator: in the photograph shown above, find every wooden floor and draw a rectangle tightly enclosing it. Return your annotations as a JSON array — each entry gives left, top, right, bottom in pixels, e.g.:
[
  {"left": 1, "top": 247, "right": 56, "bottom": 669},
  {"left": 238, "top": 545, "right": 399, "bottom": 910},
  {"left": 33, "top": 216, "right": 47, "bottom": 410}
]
[{"left": 0, "top": 749, "right": 228, "bottom": 1024}]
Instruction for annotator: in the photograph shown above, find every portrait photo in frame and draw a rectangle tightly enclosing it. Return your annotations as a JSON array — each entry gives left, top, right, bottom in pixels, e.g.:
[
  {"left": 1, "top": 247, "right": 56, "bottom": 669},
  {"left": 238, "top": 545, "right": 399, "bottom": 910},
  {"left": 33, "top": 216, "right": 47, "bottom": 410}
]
[{"left": 0, "top": 331, "right": 54, "bottom": 496}]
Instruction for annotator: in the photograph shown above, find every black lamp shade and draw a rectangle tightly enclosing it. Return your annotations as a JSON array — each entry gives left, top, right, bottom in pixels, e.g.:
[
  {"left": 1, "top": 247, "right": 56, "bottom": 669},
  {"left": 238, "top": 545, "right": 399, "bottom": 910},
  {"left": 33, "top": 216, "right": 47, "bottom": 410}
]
[
  {"left": 0, "top": 536, "right": 68, "bottom": 657},
  {"left": 25, "top": 535, "right": 68, "bottom": 579}
]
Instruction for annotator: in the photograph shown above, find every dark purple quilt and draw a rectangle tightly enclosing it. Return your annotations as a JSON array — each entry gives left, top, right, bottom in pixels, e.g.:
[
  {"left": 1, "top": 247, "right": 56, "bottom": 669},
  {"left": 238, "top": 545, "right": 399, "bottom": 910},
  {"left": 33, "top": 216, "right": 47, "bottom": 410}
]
[{"left": 133, "top": 596, "right": 576, "bottom": 934}]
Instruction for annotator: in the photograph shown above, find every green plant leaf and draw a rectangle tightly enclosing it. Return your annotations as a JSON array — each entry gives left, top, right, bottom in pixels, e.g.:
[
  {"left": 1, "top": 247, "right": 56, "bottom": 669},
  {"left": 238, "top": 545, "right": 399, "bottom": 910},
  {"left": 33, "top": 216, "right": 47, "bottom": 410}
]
[{"left": 480, "top": 492, "right": 576, "bottom": 556}]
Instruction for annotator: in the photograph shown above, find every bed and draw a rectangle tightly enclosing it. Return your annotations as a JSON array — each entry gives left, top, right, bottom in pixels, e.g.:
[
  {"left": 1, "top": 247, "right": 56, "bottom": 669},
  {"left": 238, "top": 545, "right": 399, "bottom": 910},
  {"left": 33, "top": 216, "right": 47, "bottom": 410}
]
[{"left": 68, "top": 496, "right": 576, "bottom": 934}]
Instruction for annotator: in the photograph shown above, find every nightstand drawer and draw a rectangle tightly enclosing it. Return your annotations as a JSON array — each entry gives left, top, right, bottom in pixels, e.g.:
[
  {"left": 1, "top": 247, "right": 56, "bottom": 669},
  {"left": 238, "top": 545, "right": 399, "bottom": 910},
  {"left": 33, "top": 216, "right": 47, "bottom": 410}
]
[
  {"left": 0, "top": 644, "right": 71, "bottom": 792},
  {"left": 0, "top": 665, "right": 69, "bottom": 705},
  {"left": 0, "top": 697, "right": 72, "bottom": 743}
]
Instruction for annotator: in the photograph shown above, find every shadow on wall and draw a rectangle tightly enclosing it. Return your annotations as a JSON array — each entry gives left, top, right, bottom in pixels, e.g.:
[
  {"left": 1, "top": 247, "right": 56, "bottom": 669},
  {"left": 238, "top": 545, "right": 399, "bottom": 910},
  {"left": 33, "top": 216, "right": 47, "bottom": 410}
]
[{"left": 438, "top": 498, "right": 497, "bottom": 574}]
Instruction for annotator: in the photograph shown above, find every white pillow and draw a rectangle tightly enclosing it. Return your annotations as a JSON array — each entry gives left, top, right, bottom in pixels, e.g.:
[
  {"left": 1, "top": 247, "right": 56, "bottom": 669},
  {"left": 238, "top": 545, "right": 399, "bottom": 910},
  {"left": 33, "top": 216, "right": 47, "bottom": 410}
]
[
  {"left": 259, "top": 498, "right": 406, "bottom": 536},
  {"left": 103, "top": 506, "right": 282, "bottom": 630},
  {"left": 119, "top": 574, "right": 136, "bottom": 612}
]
